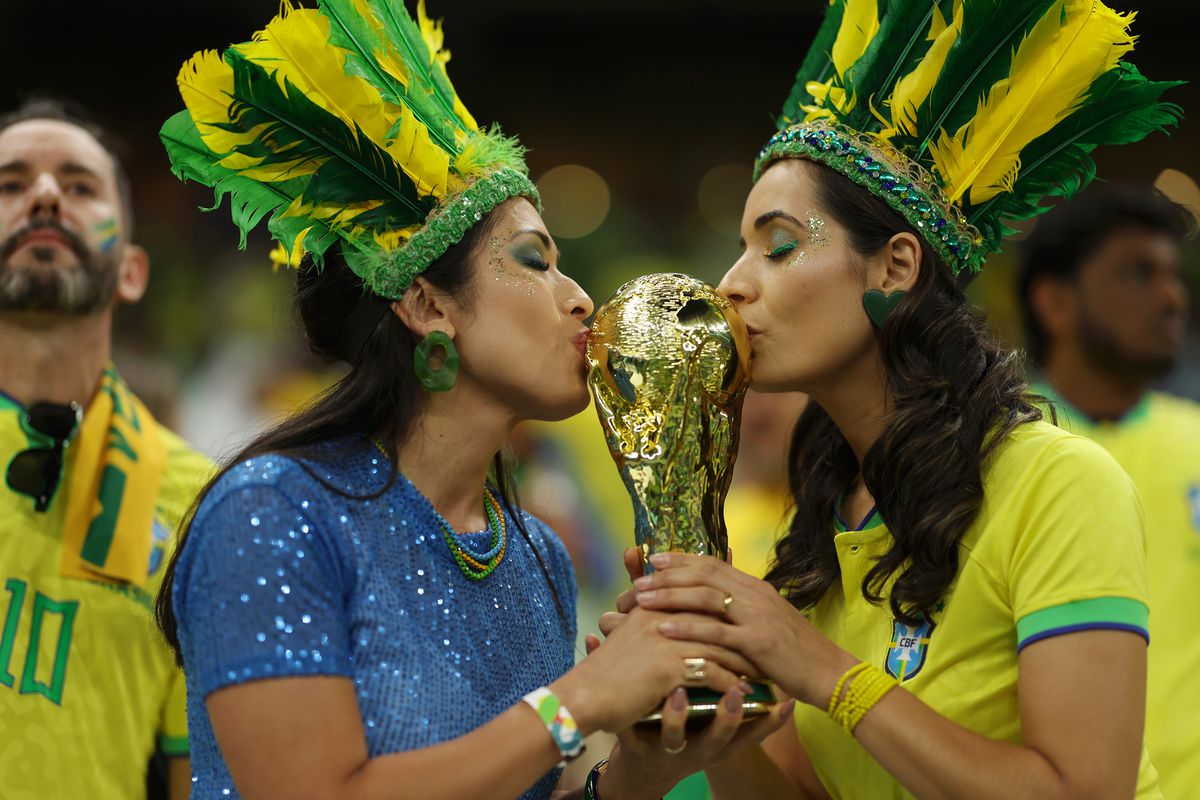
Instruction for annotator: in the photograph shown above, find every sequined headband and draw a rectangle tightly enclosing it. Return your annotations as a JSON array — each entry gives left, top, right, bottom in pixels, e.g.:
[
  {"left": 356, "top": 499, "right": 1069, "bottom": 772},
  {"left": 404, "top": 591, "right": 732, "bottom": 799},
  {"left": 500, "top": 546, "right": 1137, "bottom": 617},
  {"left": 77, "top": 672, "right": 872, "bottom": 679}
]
[
  {"left": 752, "top": 121, "right": 985, "bottom": 276},
  {"left": 354, "top": 168, "right": 542, "bottom": 300}
]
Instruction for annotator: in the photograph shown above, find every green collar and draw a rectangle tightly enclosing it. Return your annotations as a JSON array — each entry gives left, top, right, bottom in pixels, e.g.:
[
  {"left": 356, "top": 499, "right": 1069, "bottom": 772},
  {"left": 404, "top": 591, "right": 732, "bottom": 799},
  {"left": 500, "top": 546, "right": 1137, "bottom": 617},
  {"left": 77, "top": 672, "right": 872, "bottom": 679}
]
[
  {"left": 0, "top": 389, "right": 21, "bottom": 413},
  {"left": 833, "top": 492, "right": 884, "bottom": 532},
  {"left": 1032, "top": 381, "right": 1152, "bottom": 430}
]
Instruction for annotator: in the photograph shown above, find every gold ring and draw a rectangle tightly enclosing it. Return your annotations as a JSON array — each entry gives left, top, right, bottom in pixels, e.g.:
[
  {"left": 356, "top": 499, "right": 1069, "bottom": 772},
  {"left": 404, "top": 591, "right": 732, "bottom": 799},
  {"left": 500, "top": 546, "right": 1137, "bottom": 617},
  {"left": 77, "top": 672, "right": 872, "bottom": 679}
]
[
  {"left": 722, "top": 593, "right": 734, "bottom": 616},
  {"left": 663, "top": 740, "right": 688, "bottom": 755},
  {"left": 682, "top": 657, "right": 707, "bottom": 682}
]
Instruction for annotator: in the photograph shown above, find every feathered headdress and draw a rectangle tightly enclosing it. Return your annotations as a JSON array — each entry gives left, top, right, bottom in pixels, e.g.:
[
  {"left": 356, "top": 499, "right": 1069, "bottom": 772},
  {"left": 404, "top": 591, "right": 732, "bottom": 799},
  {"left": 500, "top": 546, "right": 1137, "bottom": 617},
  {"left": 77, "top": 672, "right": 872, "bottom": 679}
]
[
  {"left": 756, "top": 0, "right": 1182, "bottom": 275},
  {"left": 161, "top": 0, "right": 538, "bottom": 299}
]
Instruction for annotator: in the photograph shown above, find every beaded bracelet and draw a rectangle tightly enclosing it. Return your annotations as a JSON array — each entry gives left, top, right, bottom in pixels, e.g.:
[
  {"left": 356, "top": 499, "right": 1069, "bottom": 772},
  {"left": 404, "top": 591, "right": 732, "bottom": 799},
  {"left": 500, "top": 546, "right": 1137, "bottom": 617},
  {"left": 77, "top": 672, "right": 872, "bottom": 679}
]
[
  {"left": 828, "top": 663, "right": 897, "bottom": 735},
  {"left": 522, "top": 687, "right": 585, "bottom": 767},
  {"left": 584, "top": 758, "right": 609, "bottom": 800},
  {"left": 831, "top": 666, "right": 895, "bottom": 734},
  {"left": 826, "top": 661, "right": 871, "bottom": 716}
]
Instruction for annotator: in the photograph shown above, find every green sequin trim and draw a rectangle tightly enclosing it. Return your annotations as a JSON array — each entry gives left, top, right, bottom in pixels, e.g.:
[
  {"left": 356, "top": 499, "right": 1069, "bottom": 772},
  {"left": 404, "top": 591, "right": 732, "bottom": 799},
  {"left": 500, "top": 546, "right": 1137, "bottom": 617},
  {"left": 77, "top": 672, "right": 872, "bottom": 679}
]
[
  {"left": 753, "top": 122, "right": 986, "bottom": 275},
  {"left": 360, "top": 168, "right": 542, "bottom": 299}
]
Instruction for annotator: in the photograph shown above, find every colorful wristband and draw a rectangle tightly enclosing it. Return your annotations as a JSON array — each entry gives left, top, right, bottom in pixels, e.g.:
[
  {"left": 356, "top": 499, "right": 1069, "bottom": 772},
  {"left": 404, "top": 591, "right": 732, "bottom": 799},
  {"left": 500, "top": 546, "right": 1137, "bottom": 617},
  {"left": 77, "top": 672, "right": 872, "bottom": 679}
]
[{"left": 522, "top": 687, "right": 585, "bottom": 766}]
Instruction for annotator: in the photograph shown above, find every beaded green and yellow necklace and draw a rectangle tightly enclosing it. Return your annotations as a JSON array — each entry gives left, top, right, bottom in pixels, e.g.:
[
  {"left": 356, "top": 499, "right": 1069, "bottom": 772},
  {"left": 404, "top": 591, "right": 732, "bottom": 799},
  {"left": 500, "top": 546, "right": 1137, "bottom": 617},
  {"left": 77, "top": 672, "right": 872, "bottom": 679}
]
[
  {"left": 437, "top": 490, "right": 507, "bottom": 581},
  {"left": 371, "top": 437, "right": 506, "bottom": 581}
]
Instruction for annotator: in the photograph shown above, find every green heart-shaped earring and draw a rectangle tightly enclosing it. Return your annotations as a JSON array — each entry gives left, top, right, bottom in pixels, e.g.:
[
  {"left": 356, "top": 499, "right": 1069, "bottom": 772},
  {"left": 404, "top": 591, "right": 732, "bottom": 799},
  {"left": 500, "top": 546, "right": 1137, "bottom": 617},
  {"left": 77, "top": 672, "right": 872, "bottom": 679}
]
[{"left": 862, "top": 288, "right": 907, "bottom": 329}]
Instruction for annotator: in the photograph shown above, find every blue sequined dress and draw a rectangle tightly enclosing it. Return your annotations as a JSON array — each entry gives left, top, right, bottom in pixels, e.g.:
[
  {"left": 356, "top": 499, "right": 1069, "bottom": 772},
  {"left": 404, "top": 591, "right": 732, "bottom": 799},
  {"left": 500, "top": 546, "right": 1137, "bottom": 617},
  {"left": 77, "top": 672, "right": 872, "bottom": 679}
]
[{"left": 173, "top": 439, "right": 577, "bottom": 799}]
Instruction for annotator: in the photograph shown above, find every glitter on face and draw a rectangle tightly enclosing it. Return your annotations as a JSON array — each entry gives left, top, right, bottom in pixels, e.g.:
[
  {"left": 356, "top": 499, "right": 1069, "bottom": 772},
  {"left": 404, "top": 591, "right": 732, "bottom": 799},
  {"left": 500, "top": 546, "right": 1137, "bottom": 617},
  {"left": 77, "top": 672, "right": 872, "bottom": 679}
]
[
  {"left": 489, "top": 232, "right": 536, "bottom": 295},
  {"left": 807, "top": 210, "right": 830, "bottom": 249},
  {"left": 786, "top": 208, "right": 831, "bottom": 268},
  {"left": 765, "top": 241, "right": 798, "bottom": 259}
]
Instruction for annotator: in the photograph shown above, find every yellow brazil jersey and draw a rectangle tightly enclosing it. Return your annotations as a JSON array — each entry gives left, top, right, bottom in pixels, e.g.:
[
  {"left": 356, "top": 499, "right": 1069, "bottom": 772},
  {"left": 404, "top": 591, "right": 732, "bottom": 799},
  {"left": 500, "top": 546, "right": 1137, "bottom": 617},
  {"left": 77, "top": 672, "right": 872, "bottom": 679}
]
[
  {"left": 794, "top": 420, "right": 1161, "bottom": 799},
  {"left": 0, "top": 390, "right": 211, "bottom": 799},
  {"left": 1036, "top": 386, "right": 1200, "bottom": 799}
]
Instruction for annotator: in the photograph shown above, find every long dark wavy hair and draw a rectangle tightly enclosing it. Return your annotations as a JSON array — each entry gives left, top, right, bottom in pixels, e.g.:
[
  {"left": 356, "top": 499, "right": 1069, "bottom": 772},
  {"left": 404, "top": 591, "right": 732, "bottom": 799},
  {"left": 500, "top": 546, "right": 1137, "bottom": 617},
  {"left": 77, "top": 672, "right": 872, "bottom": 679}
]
[
  {"left": 155, "top": 213, "right": 568, "bottom": 665},
  {"left": 764, "top": 161, "right": 1043, "bottom": 626}
]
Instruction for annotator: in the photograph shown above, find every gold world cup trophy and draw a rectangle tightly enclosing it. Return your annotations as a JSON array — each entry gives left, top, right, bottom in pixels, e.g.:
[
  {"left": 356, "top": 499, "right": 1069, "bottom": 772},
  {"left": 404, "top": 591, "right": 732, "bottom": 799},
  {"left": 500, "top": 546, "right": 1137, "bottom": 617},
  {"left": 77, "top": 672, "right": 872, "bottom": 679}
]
[{"left": 585, "top": 273, "right": 775, "bottom": 724}]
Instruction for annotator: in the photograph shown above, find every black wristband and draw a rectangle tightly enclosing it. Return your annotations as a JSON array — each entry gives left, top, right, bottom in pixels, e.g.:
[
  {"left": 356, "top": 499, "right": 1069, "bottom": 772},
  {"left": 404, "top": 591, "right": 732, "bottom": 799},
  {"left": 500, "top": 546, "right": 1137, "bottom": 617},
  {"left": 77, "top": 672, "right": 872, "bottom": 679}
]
[{"left": 583, "top": 758, "right": 609, "bottom": 800}]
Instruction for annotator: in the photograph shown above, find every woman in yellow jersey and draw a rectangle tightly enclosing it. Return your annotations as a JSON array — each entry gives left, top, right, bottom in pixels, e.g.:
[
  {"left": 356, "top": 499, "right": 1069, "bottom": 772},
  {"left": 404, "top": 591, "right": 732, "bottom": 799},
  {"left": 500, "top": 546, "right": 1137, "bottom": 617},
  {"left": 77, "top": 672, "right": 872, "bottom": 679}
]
[
  {"left": 581, "top": 1, "right": 1181, "bottom": 798},
  {"left": 153, "top": 3, "right": 776, "bottom": 799}
]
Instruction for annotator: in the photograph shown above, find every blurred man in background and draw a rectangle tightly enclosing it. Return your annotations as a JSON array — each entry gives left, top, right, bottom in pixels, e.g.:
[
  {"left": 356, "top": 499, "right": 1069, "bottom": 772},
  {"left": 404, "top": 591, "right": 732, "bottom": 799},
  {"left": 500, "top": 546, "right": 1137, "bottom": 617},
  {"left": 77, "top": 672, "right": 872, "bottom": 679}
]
[
  {"left": 0, "top": 98, "right": 208, "bottom": 799},
  {"left": 1018, "top": 186, "right": 1198, "bottom": 798}
]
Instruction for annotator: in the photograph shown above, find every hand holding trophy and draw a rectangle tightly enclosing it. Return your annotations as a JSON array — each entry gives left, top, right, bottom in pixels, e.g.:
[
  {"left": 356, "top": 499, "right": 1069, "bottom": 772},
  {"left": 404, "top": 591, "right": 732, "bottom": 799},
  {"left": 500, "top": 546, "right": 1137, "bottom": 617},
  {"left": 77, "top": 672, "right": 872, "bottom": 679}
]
[{"left": 585, "top": 272, "right": 775, "bottom": 725}]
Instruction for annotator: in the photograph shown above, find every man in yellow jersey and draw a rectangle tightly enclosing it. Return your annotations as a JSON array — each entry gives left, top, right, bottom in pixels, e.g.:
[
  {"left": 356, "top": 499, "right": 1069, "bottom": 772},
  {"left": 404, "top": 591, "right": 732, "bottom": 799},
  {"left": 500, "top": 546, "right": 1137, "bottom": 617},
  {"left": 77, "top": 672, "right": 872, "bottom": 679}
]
[
  {"left": 0, "top": 99, "right": 210, "bottom": 799},
  {"left": 1019, "top": 185, "right": 1197, "bottom": 798}
]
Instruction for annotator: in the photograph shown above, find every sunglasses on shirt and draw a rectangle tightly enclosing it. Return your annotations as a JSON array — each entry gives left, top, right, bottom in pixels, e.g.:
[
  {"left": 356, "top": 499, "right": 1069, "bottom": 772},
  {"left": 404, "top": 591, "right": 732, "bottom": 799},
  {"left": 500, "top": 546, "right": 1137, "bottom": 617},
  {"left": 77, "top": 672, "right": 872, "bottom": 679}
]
[{"left": 6, "top": 401, "right": 82, "bottom": 512}]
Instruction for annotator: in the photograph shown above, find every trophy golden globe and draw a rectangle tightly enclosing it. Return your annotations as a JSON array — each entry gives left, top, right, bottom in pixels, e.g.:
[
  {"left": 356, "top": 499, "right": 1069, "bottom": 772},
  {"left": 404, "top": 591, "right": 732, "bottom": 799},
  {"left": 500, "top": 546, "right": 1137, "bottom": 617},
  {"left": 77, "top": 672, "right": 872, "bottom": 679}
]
[{"left": 585, "top": 272, "right": 775, "bottom": 725}]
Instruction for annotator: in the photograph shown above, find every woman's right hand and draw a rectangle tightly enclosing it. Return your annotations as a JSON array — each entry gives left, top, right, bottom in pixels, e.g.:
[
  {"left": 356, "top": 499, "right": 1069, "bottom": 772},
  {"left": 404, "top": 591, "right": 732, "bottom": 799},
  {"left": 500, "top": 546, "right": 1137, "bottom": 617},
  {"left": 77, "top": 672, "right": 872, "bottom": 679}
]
[{"left": 551, "top": 604, "right": 760, "bottom": 735}]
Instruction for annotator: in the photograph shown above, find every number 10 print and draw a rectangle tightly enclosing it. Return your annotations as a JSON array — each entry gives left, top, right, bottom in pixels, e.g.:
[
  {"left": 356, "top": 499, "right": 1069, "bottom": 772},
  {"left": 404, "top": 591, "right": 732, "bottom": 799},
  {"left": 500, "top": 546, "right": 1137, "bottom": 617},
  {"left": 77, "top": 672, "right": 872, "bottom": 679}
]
[{"left": 0, "top": 579, "right": 79, "bottom": 705}]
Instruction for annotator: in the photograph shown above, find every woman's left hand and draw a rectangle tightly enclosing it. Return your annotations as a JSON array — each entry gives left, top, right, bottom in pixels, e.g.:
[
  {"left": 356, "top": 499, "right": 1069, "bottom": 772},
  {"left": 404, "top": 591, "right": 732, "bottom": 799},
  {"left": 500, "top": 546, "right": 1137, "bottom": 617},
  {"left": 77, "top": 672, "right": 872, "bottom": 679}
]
[{"left": 632, "top": 552, "right": 858, "bottom": 708}]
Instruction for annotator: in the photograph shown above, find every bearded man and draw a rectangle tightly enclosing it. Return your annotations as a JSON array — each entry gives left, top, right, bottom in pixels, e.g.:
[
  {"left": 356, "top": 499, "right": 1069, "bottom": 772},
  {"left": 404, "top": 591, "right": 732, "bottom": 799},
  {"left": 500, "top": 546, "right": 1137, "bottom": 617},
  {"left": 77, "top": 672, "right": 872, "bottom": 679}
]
[{"left": 0, "top": 98, "right": 209, "bottom": 800}]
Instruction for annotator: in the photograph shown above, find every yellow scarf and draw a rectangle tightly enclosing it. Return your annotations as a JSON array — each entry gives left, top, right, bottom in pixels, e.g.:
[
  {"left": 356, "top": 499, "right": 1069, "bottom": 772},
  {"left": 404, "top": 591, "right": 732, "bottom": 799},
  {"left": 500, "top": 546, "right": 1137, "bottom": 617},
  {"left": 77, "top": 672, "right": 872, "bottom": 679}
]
[{"left": 59, "top": 366, "right": 166, "bottom": 588}]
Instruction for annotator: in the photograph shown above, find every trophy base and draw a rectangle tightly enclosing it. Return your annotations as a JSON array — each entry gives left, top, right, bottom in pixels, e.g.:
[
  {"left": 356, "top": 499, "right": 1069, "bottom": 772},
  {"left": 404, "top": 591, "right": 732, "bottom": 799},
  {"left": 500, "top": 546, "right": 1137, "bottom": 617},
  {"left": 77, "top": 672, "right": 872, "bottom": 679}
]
[{"left": 635, "top": 680, "right": 777, "bottom": 731}]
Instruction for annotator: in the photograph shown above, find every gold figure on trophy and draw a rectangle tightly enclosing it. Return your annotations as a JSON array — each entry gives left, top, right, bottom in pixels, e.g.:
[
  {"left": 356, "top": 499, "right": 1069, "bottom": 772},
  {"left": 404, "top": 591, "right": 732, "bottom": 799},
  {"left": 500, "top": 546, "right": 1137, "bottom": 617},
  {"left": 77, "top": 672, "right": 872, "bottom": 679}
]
[{"left": 586, "top": 272, "right": 773, "bottom": 722}]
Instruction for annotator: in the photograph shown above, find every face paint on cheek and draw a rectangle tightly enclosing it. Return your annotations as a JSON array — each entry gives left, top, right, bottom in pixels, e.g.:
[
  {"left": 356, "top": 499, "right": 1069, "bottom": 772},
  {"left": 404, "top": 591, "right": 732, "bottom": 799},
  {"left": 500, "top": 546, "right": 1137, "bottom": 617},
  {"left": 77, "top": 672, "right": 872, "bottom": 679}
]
[
  {"left": 92, "top": 217, "right": 120, "bottom": 252},
  {"left": 786, "top": 209, "right": 831, "bottom": 268},
  {"left": 489, "top": 232, "right": 537, "bottom": 295}
]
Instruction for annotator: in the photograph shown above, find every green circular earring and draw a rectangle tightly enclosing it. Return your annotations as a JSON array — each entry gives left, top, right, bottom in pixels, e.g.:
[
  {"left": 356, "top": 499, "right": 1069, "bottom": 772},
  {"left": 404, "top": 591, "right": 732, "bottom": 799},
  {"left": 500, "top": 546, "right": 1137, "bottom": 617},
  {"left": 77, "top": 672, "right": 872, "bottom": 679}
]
[
  {"left": 862, "top": 289, "right": 907, "bottom": 329},
  {"left": 413, "top": 331, "right": 459, "bottom": 392}
]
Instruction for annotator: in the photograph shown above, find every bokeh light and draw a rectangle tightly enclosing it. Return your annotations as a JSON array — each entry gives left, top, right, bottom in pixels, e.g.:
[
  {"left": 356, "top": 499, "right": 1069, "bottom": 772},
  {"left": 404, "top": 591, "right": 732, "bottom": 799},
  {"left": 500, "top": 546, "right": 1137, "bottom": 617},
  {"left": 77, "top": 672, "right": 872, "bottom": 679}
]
[
  {"left": 698, "top": 163, "right": 753, "bottom": 236},
  {"left": 536, "top": 164, "right": 611, "bottom": 239},
  {"left": 1155, "top": 168, "right": 1200, "bottom": 225}
]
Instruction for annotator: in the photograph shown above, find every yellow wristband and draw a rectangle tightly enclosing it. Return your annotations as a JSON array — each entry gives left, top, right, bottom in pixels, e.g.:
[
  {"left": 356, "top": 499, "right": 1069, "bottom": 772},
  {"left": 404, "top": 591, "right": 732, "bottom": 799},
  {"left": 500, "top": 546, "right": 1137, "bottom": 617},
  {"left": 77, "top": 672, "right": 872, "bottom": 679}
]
[
  {"left": 827, "top": 661, "right": 870, "bottom": 717},
  {"left": 835, "top": 665, "right": 897, "bottom": 735}
]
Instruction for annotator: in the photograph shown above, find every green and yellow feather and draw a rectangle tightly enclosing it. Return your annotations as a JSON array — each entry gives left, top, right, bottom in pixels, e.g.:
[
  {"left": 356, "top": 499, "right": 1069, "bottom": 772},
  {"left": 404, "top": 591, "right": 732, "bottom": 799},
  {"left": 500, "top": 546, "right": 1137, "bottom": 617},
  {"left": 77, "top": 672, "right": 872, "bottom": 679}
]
[
  {"left": 161, "top": 0, "right": 536, "bottom": 298},
  {"left": 766, "top": 0, "right": 1182, "bottom": 273}
]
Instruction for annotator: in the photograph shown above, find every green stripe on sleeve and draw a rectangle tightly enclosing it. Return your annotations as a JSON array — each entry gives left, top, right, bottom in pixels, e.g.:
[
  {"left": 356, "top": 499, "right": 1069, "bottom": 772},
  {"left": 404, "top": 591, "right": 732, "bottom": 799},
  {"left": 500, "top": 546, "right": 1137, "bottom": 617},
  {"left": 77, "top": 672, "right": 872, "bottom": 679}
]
[
  {"left": 158, "top": 734, "right": 189, "bottom": 757},
  {"left": 1017, "top": 597, "right": 1149, "bottom": 649}
]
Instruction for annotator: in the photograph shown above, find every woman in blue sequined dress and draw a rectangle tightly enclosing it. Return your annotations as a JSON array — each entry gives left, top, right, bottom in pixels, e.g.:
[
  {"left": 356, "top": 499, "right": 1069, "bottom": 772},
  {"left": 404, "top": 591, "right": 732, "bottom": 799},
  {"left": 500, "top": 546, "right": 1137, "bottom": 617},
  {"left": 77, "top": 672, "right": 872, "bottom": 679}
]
[{"left": 155, "top": 200, "right": 782, "bottom": 800}]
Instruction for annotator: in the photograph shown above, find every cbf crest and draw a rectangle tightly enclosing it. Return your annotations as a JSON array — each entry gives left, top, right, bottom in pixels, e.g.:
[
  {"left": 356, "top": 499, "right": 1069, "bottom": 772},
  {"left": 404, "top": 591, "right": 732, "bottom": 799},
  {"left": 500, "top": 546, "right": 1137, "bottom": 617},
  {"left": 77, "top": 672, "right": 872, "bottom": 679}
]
[{"left": 885, "top": 614, "right": 935, "bottom": 682}]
